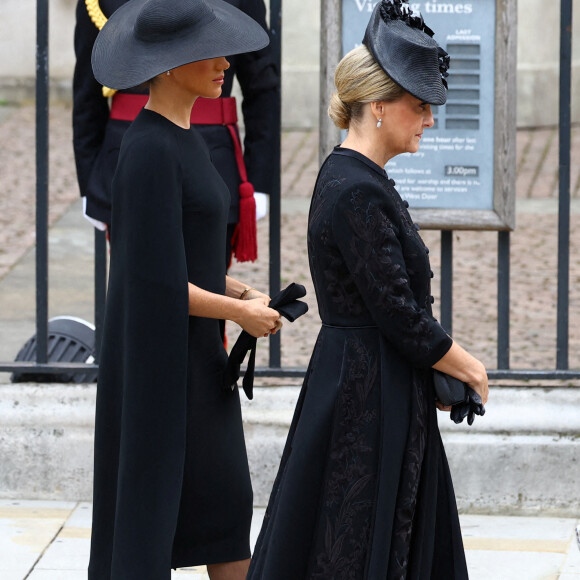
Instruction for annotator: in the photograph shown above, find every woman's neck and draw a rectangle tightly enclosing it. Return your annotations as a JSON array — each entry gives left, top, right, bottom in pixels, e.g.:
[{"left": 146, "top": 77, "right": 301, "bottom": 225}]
[
  {"left": 341, "top": 131, "right": 393, "bottom": 168},
  {"left": 145, "top": 83, "right": 198, "bottom": 129}
]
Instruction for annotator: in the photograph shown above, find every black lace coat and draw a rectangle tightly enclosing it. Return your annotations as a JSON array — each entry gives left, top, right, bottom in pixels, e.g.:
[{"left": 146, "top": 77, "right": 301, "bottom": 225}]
[{"left": 248, "top": 148, "right": 468, "bottom": 579}]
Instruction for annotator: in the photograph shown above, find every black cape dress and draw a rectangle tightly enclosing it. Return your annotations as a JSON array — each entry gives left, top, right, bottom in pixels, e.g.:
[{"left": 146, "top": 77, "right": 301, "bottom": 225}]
[
  {"left": 248, "top": 148, "right": 468, "bottom": 579},
  {"left": 88, "top": 109, "right": 253, "bottom": 580}
]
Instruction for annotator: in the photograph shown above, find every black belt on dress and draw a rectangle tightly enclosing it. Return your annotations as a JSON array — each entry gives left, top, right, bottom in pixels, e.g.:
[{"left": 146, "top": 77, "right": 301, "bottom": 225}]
[{"left": 322, "top": 323, "right": 378, "bottom": 329}]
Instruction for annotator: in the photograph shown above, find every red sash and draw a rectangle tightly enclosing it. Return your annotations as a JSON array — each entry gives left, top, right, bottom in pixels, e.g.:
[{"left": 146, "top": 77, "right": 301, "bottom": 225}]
[{"left": 110, "top": 93, "right": 238, "bottom": 125}]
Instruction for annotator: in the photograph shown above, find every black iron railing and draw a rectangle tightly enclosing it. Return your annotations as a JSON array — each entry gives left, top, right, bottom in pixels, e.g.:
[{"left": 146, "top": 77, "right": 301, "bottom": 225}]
[{"left": 0, "top": 0, "right": 577, "bottom": 381}]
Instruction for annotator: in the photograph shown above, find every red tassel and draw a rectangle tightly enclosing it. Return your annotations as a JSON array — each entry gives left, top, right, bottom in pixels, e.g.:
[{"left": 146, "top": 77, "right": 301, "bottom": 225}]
[{"left": 232, "top": 181, "right": 257, "bottom": 262}]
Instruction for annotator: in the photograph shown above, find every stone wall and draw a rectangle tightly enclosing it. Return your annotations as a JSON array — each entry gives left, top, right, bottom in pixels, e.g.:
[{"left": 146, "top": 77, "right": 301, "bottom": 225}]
[
  {"left": 516, "top": 0, "right": 580, "bottom": 127},
  {"left": 0, "top": 0, "right": 578, "bottom": 128}
]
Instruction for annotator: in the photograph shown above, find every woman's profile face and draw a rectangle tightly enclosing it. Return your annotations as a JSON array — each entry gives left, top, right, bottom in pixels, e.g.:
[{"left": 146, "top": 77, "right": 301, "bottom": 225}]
[
  {"left": 380, "top": 91, "right": 434, "bottom": 158},
  {"left": 170, "top": 56, "right": 230, "bottom": 99}
]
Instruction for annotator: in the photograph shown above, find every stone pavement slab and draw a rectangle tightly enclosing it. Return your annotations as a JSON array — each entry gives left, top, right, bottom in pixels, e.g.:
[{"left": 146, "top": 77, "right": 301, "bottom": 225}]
[
  {"left": 0, "top": 501, "right": 579, "bottom": 579},
  {"left": 0, "top": 500, "right": 77, "bottom": 580},
  {"left": 462, "top": 515, "right": 580, "bottom": 579}
]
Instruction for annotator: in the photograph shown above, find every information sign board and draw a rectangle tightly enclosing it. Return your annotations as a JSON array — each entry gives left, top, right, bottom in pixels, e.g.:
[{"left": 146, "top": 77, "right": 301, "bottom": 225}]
[{"left": 320, "top": 0, "right": 516, "bottom": 230}]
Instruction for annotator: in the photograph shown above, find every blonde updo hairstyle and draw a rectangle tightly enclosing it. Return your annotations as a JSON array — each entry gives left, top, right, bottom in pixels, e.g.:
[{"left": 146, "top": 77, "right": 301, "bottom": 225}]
[{"left": 328, "top": 45, "right": 405, "bottom": 130}]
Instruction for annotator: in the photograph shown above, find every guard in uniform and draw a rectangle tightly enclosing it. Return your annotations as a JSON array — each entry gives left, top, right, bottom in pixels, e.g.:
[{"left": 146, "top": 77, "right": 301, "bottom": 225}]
[{"left": 73, "top": 0, "right": 279, "bottom": 264}]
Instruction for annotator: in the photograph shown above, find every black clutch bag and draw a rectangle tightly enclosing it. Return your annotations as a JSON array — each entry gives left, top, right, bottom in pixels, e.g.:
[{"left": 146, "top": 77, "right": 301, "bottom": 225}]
[{"left": 433, "top": 370, "right": 486, "bottom": 425}]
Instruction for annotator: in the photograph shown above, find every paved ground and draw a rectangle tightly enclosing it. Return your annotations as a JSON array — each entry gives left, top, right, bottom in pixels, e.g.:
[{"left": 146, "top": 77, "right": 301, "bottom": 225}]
[{"left": 0, "top": 500, "right": 579, "bottom": 580}]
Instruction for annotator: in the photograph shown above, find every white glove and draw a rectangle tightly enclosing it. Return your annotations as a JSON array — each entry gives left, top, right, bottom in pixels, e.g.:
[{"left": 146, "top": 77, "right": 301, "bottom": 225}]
[
  {"left": 82, "top": 197, "right": 107, "bottom": 231},
  {"left": 254, "top": 192, "right": 268, "bottom": 221}
]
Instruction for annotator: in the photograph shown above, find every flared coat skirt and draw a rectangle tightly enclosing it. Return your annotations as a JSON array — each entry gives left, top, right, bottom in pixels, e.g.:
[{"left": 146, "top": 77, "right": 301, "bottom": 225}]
[{"left": 248, "top": 324, "right": 468, "bottom": 579}]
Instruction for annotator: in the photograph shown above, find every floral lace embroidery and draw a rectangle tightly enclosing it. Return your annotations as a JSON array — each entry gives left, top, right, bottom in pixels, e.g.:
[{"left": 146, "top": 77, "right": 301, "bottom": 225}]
[
  {"left": 342, "top": 190, "right": 435, "bottom": 357},
  {"left": 388, "top": 370, "right": 429, "bottom": 577},
  {"left": 309, "top": 157, "right": 365, "bottom": 319},
  {"left": 309, "top": 337, "right": 380, "bottom": 580}
]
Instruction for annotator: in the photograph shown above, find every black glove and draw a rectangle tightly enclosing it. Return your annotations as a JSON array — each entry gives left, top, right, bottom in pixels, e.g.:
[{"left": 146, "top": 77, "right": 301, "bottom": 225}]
[
  {"left": 449, "top": 387, "right": 485, "bottom": 425},
  {"left": 433, "top": 370, "right": 486, "bottom": 425}
]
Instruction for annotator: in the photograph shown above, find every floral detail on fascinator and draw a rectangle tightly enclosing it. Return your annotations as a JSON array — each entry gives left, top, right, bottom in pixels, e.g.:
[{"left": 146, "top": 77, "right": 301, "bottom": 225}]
[
  {"left": 379, "top": 0, "right": 435, "bottom": 36},
  {"left": 438, "top": 46, "right": 450, "bottom": 89}
]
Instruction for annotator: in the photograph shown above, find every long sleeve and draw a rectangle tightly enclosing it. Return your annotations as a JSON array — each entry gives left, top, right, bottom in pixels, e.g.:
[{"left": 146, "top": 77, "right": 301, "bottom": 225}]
[{"left": 331, "top": 182, "right": 452, "bottom": 368}]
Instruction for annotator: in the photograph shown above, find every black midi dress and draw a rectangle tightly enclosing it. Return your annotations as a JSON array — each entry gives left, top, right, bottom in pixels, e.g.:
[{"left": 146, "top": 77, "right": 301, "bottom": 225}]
[
  {"left": 248, "top": 148, "right": 468, "bottom": 579},
  {"left": 88, "top": 109, "right": 253, "bottom": 580}
]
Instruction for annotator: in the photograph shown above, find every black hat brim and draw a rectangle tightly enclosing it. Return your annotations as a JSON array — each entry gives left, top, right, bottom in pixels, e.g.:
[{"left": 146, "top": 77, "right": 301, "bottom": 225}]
[{"left": 92, "top": 0, "right": 270, "bottom": 90}]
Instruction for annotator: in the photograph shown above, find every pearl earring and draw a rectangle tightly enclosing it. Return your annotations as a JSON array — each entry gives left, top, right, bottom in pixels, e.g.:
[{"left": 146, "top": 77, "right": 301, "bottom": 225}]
[
  {"left": 376, "top": 118, "right": 382, "bottom": 129},
  {"left": 166, "top": 70, "right": 171, "bottom": 76}
]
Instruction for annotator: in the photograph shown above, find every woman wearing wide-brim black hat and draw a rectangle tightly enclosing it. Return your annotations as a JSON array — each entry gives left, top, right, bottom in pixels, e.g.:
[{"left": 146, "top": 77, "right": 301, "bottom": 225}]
[
  {"left": 248, "top": 1, "right": 488, "bottom": 578},
  {"left": 89, "top": 0, "right": 282, "bottom": 578}
]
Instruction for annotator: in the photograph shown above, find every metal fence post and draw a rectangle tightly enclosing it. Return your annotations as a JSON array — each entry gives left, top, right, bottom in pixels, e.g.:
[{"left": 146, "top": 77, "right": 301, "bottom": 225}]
[
  {"left": 557, "top": 0, "right": 573, "bottom": 370},
  {"left": 268, "top": 0, "right": 282, "bottom": 368},
  {"left": 35, "top": 0, "right": 49, "bottom": 364},
  {"left": 497, "top": 230, "right": 510, "bottom": 369},
  {"left": 440, "top": 230, "right": 453, "bottom": 334}
]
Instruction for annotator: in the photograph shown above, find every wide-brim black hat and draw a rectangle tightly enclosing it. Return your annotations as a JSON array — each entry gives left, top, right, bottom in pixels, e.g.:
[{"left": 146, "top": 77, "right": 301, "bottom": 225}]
[
  {"left": 92, "top": 0, "right": 270, "bottom": 90},
  {"left": 362, "top": 0, "right": 449, "bottom": 106}
]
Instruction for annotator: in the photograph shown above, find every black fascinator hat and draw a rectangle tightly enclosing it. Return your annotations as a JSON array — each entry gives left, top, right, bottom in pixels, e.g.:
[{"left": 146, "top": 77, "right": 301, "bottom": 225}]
[
  {"left": 362, "top": 0, "right": 450, "bottom": 106},
  {"left": 92, "top": 0, "right": 270, "bottom": 90}
]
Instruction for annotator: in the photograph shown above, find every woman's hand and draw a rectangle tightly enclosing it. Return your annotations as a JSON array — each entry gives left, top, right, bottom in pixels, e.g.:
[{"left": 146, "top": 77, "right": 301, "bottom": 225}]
[
  {"left": 188, "top": 281, "right": 282, "bottom": 336},
  {"left": 239, "top": 288, "right": 282, "bottom": 337},
  {"left": 236, "top": 297, "right": 282, "bottom": 338},
  {"left": 465, "top": 360, "right": 489, "bottom": 405},
  {"left": 433, "top": 341, "right": 489, "bottom": 406}
]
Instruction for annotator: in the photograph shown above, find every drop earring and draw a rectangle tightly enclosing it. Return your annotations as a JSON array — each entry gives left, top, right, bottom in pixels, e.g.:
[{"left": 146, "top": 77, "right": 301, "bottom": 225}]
[
  {"left": 376, "top": 118, "right": 382, "bottom": 129},
  {"left": 166, "top": 70, "right": 171, "bottom": 76}
]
